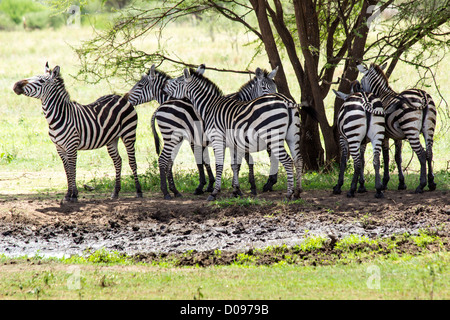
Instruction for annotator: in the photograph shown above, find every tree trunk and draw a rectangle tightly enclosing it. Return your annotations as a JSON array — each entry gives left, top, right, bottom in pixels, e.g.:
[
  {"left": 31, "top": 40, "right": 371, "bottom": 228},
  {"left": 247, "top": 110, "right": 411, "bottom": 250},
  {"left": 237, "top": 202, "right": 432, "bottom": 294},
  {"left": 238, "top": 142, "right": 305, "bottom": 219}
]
[{"left": 293, "top": 0, "right": 340, "bottom": 166}]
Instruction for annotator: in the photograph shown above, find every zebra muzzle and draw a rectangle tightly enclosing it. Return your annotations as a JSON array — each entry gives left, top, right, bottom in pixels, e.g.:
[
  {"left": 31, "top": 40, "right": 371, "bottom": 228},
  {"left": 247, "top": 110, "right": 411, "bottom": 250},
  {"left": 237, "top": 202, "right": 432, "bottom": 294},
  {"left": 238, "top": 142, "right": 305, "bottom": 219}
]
[{"left": 13, "top": 80, "right": 28, "bottom": 95}]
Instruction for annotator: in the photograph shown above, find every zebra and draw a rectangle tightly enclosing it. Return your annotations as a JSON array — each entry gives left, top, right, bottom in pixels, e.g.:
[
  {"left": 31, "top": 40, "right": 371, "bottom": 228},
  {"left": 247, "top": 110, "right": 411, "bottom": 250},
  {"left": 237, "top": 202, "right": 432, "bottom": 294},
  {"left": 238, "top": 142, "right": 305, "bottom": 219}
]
[
  {"left": 13, "top": 62, "right": 143, "bottom": 202},
  {"left": 357, "top": 62, "right": 437, "bottom": 193},
  {"left": 163, "top": 68, "right": 315, "bottom": 201},
  {"left": 127, "top": 64, "right": 281, "bottom": 199},
  {"left": 332, "top": 80, "right": 385, "bottom": 198}
]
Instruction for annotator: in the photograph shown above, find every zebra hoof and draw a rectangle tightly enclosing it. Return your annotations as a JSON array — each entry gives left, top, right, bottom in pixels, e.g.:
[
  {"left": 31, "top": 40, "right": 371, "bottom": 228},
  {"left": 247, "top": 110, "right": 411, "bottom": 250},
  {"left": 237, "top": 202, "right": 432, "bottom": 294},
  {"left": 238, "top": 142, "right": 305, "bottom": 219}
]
[
  {"left": 164, "top": 194, "right": 172, "bottom": 200},
  {"left": 428, "top": 182, "right": 437, "bottom": 191},
  {"left": 174, "top": 193, "right": 183, "bottom": 198},
  {"left": 63, "top": 197, "right": 78, "bottom": 203},
  {"left": 346, "top": 191, "right": 355, "bottom": 198},
  {"left": 205, "top": 186, "right": 215, "bottom": 193},
  {"left": 262, "top": 184, "right": 273, "bottom": 192},
  {"left": 136, "top": 193, "right": 143, "bottom": 198},
  {"left": 194, "top": 188, "right": 204, "bottom": 195},
  {"left": 332, "top": 186, "right": 342, "bottom": 195},
  {"left": 357, "top": 186, "right": 367, "bottom": 193},
  {"left": 250, "top": 189, "right": 257, "bottom": 196},
  {"left": 398, "top": 183, "right": 407, "bottom": 190},
  {"left": 207, "top": 195, "right": 216, "bottom": 201},
  {"left": 414, "top": 187, "right": 424, "bottom": 194},
  {"left": 375, "top": 191, "right": 384, "bottom": 199}
]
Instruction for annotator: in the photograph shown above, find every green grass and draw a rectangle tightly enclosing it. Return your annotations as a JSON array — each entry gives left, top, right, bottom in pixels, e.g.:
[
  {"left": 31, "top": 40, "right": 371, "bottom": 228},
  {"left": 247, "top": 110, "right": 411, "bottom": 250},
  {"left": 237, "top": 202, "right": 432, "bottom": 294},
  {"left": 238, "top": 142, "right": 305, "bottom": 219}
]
[{"left": 0, "top": 249, "right": 448, "bottom": 300}]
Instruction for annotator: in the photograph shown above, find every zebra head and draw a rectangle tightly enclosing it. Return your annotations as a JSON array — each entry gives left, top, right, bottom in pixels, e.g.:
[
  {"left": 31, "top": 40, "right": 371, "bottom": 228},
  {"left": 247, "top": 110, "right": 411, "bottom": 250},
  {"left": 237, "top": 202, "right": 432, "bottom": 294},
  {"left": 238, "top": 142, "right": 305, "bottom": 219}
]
[
  {"left": 163, "top": 65, "right": 209, "bottom": 100},
  {"left": 235, "top": 66, "right": 278, "bottom": 100},
  {"left": 13, "top": 62, "right": 61, "bottom": 99},
  {"left": 357, "top": 62, "right": 388, "bottom": 96},
  {"left": 127, "top": 64, "right": 159, "bottom": 106}
]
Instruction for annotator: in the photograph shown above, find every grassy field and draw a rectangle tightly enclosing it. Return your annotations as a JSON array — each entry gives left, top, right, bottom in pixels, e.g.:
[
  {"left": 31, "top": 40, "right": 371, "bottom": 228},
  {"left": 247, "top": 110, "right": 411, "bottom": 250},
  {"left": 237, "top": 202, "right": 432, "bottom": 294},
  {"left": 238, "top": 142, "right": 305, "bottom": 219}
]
[{"left": 1, "top": 248, "right": 448, "bottom": 300}]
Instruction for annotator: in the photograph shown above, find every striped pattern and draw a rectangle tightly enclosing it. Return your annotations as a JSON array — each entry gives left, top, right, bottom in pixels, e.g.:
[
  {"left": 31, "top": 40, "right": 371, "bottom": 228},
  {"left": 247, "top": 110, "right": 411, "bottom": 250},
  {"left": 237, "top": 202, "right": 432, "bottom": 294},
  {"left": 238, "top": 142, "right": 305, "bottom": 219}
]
[
  {"left": 358, "top": 63, "right": 437, "bottom": 193},
  {"left": 333, "top": 85, "right": 385, "bottom": 198},
  {"left": 164, "top": 69, "right": 307, "bottom": 201},
  {"left": 128, "top": 65, "right": 282, "bottom": 199},
  {"left": 13, "top": 63, "right": 142, "bottom": 201}
]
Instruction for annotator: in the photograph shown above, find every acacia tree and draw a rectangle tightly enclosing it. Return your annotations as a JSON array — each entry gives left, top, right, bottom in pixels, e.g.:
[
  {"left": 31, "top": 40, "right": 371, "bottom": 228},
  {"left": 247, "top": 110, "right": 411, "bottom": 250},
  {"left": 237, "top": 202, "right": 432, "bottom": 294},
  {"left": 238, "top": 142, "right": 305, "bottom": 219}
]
[{"left": 59, "top": 0, "right": 449, "bottom": 169}]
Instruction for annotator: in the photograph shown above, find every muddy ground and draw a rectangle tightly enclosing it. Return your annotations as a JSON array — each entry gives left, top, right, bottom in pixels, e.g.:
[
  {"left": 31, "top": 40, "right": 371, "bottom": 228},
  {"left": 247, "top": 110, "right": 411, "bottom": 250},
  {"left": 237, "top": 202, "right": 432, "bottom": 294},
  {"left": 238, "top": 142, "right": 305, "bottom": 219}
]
[{"left": 0, "top": 189, "right": 449, "bottom": 264}]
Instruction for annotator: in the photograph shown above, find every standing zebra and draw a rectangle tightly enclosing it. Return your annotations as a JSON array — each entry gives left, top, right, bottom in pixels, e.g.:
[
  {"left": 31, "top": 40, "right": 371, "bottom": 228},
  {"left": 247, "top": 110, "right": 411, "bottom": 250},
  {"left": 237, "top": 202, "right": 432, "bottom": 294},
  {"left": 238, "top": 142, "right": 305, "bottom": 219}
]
[
  {"left": 127, "top": 64, "right": 281, "bottom": 199},
  {"left": 163, "top": 68, "right": 314, "bottom": 201},
  {"left": 357, "top": 63, "right": 437, "bottom": 193},
  {"left": 332, "top": 81, "right": 385, "bottom": 198},
  {"left": 13, "top": 63, "right": 143, "bottom": 202}
]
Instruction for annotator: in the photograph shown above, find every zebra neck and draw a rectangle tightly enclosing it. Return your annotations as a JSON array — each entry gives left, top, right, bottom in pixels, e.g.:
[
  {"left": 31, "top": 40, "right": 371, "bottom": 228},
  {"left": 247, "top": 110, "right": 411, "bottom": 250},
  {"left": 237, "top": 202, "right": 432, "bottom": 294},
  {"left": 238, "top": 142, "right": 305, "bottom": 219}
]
[
  {"left": 377, "top": 86, "right": 397, "bottom": 104},
  {"left": 41, "top": 89, "right": 72, "bottom": 125}
]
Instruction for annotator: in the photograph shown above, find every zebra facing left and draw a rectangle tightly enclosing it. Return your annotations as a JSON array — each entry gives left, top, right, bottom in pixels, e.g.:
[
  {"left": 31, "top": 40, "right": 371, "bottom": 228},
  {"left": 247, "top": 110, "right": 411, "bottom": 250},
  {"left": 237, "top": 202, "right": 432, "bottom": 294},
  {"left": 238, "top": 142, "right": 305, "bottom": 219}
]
[{"left": 13, "top": 63, "right": 143, "bottom": 202}]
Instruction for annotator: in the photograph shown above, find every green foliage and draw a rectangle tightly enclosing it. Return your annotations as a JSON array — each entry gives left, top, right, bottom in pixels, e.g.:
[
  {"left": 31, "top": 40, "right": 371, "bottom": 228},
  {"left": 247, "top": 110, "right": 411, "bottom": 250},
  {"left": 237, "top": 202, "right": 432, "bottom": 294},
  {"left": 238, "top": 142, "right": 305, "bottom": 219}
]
[
  {"left": 335, "top": 234, "right": 379, "bottom": 251},
  {"left": 211, "top": 197, "right": 274, "bottom": 208},
  {"left": 0, "top": 0, "right": 45, "bottom": 24},
  {"left": 24, "top": 9, "right": 66, "bottom": 29},
  {"left": 0, "top": 12, "right": 17, "bottom": 30},
  {"left": 411, "top": 229, "right": 443, "bottom": 248}
]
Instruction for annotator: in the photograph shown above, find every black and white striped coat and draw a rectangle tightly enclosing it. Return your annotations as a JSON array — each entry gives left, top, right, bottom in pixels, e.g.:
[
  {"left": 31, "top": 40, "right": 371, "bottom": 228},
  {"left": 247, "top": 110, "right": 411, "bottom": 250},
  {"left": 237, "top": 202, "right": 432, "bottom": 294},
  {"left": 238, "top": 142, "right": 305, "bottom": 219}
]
[
  {"left": 13, "top": 63, "right": 142, "bottom": 202},
  {"left": 127, "top": 65, "right": 282, "bottom": 199},
  {"left": 332, "top": 81, "right": 385, "bottom": 198},
  {"left": 163, "top": 69, "right": 314, "bottom": 201},
  {"left": 357, "top": 63, "right": 437, "bottom": 193}
]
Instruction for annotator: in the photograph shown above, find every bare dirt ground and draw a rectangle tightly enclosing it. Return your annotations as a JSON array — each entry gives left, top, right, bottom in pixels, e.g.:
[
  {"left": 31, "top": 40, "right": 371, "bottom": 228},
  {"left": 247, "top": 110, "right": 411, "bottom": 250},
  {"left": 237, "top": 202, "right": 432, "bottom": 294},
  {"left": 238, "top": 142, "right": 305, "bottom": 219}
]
[{"left": 0, "top": 189, "right": 449, "bottom": 265}]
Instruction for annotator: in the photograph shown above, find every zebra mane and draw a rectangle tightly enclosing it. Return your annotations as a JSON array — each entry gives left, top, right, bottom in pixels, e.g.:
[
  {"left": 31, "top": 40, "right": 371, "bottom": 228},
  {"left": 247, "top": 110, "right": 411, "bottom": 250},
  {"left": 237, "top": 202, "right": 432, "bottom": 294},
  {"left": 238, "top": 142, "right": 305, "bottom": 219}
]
[
  {"left": 154, "top": 69, "right": 172, "bottom": 81},
  {"left": 370, "top": 63, "right": 389, "bottom": 84},
  {"left": 189, "top": 68, "right": 224, "bottom": 96},
  {"left": 51, "top": 74, "right": 71, "bottom": 101}
]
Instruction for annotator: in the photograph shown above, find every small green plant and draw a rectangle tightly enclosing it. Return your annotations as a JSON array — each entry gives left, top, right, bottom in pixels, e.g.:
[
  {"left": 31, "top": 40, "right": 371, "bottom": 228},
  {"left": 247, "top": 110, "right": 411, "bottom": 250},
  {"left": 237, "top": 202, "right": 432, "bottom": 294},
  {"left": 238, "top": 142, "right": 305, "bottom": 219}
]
[
  {"left": 411, "top": 229, "right": 442, "bottom": 248},
  {"left": 335, "top": 234, "right": 379, "bottom": 251}
]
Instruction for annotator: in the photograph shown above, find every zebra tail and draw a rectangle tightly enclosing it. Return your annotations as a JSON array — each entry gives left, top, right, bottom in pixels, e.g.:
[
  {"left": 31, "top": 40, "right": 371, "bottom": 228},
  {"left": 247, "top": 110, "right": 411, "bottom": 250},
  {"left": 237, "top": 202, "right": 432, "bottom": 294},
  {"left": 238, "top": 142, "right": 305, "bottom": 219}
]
[
  {"left": 299, "top": 101, "right": 318, "bottom": 123},
  {"left": 151, "top": 111, "right": 162, "bottom": 155}
]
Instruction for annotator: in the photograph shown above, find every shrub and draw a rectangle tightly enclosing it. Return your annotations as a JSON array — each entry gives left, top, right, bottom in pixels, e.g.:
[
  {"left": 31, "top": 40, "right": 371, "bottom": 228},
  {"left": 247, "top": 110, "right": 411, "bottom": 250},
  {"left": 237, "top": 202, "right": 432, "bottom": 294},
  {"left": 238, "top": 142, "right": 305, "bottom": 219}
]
[{"left": 0, "top": 0, "right": 44, "bottom": 24}]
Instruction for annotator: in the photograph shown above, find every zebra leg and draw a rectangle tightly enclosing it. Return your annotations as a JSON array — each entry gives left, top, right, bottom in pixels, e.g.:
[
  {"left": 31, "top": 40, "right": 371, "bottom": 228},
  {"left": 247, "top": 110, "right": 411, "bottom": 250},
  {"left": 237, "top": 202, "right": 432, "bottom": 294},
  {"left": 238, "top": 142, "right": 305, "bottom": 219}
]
[
  {"left": 207, "top": 139, "right": 225, "bottom": 201},
  {"left": 357, "top": 144, "right": 367, "bottom": 193},
  {"left": 424, "top": 132, "right": 436, "bottom": 191},
  {"left": 191, "top": 143, "right": 207, "bottom": 195},
  {"left": 158, "top": 152, "right": 172, "bottom": 200},
  {"left": 272, "top": 145, "right": 295, "bottom": 200},
  {"left": 230, "top": 148, "right": 243, "bottom": 197},
  {"left": 394, "top": 140, "right": 407, "bottom": 190},
  {"left": 333, "top": 136, "right": 348, "bottom": 195},
  {"left": 123, "top": 138, "right": 143, "bottom": 198},
  {"left": 57, "top": 147, "right": 78, "bottom": 202},
  {"left": 286, "top": 135, "right": 303, "bottom": 199},
  {"left": 263, "top": 148, "right": 278, "bottom": 192},
  {"left": 203, "top": 148, "right": 216, "bottom": 192},
  {"left": 167, "top": 140, "right": 183, "bottom": 198},
  {"left": 372, "top": 142, "right": 384, "bottom": 199},
  {"left": 106, "top": 139, "right": 122, "bottom": 199},
  {"left": 413, "top": 147, "right": 427, "bottom": 194},
  {"left": 347, "top": 147, "right": 361, "bottom": 198},
  {"left": 381, "top": 138, "right": 390, "bottom": 190},
  {"left": 245, "top": 152, "right": 257, "bottom": 195}
]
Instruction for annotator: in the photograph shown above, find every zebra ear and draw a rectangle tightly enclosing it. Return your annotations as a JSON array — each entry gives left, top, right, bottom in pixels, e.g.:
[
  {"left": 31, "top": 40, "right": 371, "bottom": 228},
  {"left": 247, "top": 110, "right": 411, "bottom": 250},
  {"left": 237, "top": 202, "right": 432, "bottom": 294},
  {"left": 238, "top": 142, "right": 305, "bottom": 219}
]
[
  {"left": 332, "top": 89, "right": 349, "bottom": 100},
  {"left": 45, "top": 62, "right": 51, "bottom": 74},
  {"left": 51, "top": 66, "right": 60, "bottom": 78},
  {"left": 183, "top": 68, "right": 192, "bottom": 82},
  {"left": 268, "top": 66, "right": 278, "bottom": 80},
  {"left": 255, "top": 67, "right": 264, "bottom": 79},
  {"left": 196, "top": 64, "right": 206, "bottom": 75},
  {"left": 356, "top": 64, "right": 368, "bottom": 75},
  {"left": 148, "top": 64, "right": 156, "bottom": 78},
  {"left": 380, "top": 62, "right": 388, "bottom": 70}
]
